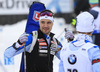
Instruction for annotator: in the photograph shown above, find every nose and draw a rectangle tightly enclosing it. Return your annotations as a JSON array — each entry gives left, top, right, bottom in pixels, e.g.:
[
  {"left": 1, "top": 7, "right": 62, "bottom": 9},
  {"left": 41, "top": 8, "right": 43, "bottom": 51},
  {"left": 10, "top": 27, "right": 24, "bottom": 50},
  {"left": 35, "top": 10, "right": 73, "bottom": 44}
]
[{"left": 44, "top": 23, "right": 48, "bottom": 27}]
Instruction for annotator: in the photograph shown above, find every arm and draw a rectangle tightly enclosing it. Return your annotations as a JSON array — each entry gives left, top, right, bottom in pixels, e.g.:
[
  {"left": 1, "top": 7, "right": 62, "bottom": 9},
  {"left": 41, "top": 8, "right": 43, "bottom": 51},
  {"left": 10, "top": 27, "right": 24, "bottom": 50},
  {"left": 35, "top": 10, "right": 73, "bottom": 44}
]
[
  {"left": 56, "top": 29, "right": 74, "bottom": 59},
  {"left": 4, "top": 33, "right": 33, "bottom": 58},
  {"left": 88, "top": 46, "right": 100, "bottom": 72},
  {"left": 58, "top": 60, "right": 65, "bottom": 72},
  {"left": 56, "top": 50, "right": 61, "bottom": 59},
  {"left": 58, "top": 47, "right": 66, "bottom": 72},
  {"left": 55, "top": 39, "right": 62, "bottom": 59}
]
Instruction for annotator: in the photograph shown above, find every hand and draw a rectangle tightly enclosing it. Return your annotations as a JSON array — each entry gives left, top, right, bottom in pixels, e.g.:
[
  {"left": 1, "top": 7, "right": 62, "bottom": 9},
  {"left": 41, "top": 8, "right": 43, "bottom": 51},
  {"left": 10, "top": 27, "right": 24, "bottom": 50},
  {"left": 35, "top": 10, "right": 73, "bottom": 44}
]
[
  {"left": 18, "top": 33, "right": 29, "bottom": 44},
  {"left": 64, "top": 30, "right": 74, "bottom": 41}
]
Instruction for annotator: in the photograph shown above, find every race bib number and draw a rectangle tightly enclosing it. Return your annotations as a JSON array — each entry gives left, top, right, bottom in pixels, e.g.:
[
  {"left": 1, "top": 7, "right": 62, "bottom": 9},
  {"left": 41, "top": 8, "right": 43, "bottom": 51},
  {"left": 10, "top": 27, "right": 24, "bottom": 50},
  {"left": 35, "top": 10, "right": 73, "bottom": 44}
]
[{"left": 67, "top": 69, "right": 78, "bottom": 72}]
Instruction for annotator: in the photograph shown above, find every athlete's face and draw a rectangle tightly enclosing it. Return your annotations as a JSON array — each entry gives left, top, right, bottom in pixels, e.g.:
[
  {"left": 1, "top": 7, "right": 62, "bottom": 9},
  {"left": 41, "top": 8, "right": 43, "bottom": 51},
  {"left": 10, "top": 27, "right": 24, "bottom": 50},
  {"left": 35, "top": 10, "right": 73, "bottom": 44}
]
[{"left": 39, "top": 19, "right": 53, "bottom": 35}]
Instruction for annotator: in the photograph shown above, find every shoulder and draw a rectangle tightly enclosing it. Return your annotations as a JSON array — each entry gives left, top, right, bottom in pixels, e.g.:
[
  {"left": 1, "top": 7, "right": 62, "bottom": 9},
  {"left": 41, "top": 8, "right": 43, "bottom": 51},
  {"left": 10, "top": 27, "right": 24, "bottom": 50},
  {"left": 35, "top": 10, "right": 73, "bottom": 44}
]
[
  {"left": 86, "top": 42, "right": 99, "bottom": 49},
  {"left": 87, "top": 43, "right": 100, "bottom": 51},
  {"left": 88, "top": 43, "right": 100, "bottom": 57},
  {"left": 93, "top": 45, "right": 100, "bottom": 49},
  {"left": 89, "top": 9, "right": 99, "bottom": 19},
  {"left": 61, "top": 42, "right": 70, "bottom": 51}
]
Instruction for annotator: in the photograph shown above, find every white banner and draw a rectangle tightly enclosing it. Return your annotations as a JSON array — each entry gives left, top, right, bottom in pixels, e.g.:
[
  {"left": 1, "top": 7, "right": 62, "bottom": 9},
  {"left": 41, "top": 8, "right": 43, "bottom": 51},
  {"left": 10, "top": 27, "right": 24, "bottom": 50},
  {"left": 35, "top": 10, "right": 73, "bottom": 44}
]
[
  {"left": 59, "top": 0, "right": 74, "bottom": 13},
  {"left": 0, "top": 0, "right": 35, "bottom": 15},
  {"left": 0, "top": 0, "right": 74, "bottom": 15},
  {"left": 40, "top": 0, "right": 74, "bottom": 13}
]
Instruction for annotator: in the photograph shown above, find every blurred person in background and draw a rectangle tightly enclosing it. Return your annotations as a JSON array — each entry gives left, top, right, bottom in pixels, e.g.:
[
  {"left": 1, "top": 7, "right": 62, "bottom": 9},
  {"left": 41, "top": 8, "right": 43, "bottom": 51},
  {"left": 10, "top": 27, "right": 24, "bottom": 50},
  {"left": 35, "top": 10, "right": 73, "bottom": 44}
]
[
  {"left": 74, "top": 0, "right": 90, "bottom": 15},
  {"left": 72, "top": 0, "right": 90, "bottom": 30},
  {"left": 59, "top": 12, "right": 100, "bottom": 72},
  {"left": 89, "top": 0, "right": 100, "bottom": 47}
]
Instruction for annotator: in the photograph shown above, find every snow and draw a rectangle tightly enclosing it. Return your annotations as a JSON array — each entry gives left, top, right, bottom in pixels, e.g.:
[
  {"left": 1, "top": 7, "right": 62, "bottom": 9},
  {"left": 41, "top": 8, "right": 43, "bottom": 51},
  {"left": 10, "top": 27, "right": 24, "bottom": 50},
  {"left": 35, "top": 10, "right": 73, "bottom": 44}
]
[{"left": 0, "top": 18, "right": 74, "bottom": 72}]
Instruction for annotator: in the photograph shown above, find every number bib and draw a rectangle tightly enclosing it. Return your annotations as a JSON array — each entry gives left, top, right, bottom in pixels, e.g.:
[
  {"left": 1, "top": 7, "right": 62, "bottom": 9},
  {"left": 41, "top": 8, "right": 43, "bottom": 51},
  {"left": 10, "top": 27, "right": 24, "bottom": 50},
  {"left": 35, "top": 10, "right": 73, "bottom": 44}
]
[{"left": 61, "top": 43, "right": 95, "bottom": 72}]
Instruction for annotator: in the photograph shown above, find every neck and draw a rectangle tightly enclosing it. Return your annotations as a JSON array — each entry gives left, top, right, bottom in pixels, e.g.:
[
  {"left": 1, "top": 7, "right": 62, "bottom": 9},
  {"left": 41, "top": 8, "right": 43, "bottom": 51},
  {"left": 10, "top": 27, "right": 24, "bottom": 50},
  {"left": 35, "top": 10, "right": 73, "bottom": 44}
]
[
  {"left": 43, "top": 33, "right": 50, "bottom": 38},
  {"left": 45, "top": 33, "right": 50, "bottom": 35},
  {"left": 76, "top": 33, "right": 93, "bottom": 42}
]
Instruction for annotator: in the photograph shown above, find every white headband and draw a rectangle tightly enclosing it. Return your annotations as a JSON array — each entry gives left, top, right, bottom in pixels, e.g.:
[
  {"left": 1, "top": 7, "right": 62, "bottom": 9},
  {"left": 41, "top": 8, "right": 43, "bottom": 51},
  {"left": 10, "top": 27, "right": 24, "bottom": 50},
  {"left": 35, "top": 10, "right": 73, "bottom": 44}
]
[{"left": 39, "top": 16, "right": 54, "bottom": 23}]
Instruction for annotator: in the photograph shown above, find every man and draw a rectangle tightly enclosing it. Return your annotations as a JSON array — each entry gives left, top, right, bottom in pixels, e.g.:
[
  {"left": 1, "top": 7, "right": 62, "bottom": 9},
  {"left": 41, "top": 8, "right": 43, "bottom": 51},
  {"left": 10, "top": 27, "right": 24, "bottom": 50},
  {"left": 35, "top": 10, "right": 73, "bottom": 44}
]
[
  {"left": 59, "top": 12, "right": 100, "bottom": 72},
  {"left": 89, "top": 0, "right": 100, "bottom": 46},
  {"left": 74, "top": 0, "right": 90, "bottom": 15},
  {"left": 4, "top": 10, "right": 63, "bottom": 72}
]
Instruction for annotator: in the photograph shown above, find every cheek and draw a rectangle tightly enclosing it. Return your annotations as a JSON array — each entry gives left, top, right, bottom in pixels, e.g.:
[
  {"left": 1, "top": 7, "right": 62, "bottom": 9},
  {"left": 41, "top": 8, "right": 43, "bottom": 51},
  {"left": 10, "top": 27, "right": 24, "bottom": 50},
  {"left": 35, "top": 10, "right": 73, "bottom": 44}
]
[
  {"left": 39, "top": 25, "right": 43, "bottom": 30},
  {"left": 50, "top": 24, "right": 53, "bottom": 28},
  {"left": 39, "top": 24, "right": 43, "bottom": 28}
]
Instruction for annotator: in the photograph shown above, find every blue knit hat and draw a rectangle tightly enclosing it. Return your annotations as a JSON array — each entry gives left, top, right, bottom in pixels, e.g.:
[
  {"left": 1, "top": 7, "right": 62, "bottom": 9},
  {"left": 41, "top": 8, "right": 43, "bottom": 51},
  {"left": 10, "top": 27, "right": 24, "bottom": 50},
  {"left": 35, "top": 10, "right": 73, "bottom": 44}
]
[{"left": 89, "top": 0, "right": 99, "bottom": 4}]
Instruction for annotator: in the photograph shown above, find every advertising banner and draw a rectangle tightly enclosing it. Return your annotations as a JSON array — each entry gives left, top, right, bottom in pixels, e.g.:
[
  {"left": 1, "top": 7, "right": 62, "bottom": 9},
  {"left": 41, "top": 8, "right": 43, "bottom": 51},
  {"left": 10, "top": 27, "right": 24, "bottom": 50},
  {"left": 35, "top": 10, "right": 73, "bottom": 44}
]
[
  {"left": 41, "top": 0, "right": 74, "bottom": 13},
  {"left": 0, "top": 0, "right": 74, "bottom": 15},
  {"left": 0, "top": 0, "right": 35, "bottom": 15}
]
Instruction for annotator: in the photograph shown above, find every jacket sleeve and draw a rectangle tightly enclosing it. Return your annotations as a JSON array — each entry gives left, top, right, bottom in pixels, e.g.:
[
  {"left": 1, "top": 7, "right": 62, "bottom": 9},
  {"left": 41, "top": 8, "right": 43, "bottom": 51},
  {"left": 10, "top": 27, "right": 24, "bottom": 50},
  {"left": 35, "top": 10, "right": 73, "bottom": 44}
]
[
  {"left": 58, "top": 60, "right": 65, "bottom": 72},
  {"left": 4, "top": 33, "right": 33, "bottom": 58},
  {"left": 55, "top": 39, "right": 63, "bottom": 59},
  {"left": 88, "top": 46, "right": 100, "bottom": 72},
  {"left": 56, "top": 50, "right": 61, "bottom": 59}
]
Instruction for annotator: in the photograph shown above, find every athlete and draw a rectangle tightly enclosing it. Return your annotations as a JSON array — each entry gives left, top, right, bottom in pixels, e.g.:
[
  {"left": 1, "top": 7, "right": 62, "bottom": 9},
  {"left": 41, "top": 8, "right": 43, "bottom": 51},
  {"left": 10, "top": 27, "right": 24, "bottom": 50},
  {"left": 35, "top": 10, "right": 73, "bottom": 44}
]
[
  {"left": 4, "top": 9, "right": 74, "bottom": 72},
  {"left": 4, "top": 10, "right": 62, "bottom": 72},
  {"left": 59, "top": 12, "right": 100, "bottom": 72}
]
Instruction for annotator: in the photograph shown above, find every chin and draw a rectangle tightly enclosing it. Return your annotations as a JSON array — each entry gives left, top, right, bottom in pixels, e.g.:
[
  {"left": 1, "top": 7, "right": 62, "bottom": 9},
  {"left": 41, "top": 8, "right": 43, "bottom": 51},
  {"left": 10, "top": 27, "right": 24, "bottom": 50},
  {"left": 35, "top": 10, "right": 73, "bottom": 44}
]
[{"left": 44, "top": 32, "right": 49, "bottom": 35}]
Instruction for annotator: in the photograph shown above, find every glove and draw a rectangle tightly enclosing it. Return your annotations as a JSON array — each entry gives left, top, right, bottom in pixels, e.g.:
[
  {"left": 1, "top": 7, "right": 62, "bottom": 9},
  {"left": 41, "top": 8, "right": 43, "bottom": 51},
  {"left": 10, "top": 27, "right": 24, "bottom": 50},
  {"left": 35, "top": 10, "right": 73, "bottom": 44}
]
[
  {"left": 64, "top": 29, "right": 74, "bottom": 41},
  {"left": 17, "top": 33, "right": 29, "bottom": 45}
]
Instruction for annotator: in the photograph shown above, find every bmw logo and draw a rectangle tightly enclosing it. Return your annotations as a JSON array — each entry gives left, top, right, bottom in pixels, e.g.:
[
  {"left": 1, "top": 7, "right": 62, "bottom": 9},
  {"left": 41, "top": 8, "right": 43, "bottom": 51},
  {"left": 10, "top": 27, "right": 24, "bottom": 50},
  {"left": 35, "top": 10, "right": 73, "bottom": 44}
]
[{"left": 68, "top": 54, "right": 77, "bottom": 65}]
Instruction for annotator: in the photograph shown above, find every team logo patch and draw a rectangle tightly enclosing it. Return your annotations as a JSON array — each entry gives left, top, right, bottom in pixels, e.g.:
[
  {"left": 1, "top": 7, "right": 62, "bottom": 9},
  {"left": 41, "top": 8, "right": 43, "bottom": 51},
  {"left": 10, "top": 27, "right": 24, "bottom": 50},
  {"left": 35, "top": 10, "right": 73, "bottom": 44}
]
[
  {"left": 39, "top": 42, "right": 47, "bottom": 46},
  {"left": 68, "top": 54, "right": 77, "bottom": 65},
  {"left": 38, "top": 39, "right": 45, "bottom": 42},
  {"left": 33, "top": 11, "right": 40, "bottom": 21},
  {"left": 51, "top": 41, "right": 55, "bottom": 44},
  {"left": 39, "top": 46, "right": 47, "bottom": 49}
]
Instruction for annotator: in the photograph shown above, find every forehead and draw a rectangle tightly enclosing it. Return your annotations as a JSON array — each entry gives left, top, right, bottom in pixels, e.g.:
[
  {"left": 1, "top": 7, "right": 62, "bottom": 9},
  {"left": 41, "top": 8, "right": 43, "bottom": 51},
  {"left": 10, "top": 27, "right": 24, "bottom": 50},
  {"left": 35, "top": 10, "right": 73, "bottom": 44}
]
[{"left": 40, "top": 19, "right": 52, "bottom": 22}]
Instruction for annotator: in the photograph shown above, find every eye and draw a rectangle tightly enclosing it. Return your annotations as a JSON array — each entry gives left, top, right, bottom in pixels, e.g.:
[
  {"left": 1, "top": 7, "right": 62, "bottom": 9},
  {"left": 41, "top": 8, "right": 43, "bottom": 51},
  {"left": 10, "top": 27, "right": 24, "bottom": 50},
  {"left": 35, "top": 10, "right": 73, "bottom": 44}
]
[
  {"left": 41, "top": 21, "right": 45, "bottom": 24},
  {"left": 47, "top": 21, "right": 52, "bottom": 24}
]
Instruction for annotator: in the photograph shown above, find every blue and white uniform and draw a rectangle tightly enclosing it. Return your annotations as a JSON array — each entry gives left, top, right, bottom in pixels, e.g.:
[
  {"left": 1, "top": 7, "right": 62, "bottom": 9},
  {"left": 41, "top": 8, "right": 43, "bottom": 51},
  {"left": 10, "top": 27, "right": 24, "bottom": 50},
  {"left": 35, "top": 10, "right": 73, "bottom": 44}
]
[{"left": 59, "top": 34, "right": 100, "bottom": 72}]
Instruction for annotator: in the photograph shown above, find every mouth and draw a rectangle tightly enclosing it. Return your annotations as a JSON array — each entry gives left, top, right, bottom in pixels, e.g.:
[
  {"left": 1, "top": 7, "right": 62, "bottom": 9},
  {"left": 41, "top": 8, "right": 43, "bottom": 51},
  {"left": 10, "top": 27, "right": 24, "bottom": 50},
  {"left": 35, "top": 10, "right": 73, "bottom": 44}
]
[{"left": 43, "top": 28, "right": 49, "bottom": 31}]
